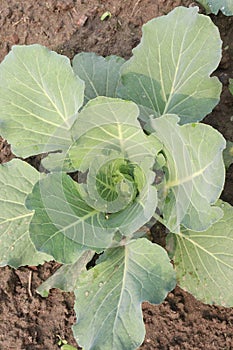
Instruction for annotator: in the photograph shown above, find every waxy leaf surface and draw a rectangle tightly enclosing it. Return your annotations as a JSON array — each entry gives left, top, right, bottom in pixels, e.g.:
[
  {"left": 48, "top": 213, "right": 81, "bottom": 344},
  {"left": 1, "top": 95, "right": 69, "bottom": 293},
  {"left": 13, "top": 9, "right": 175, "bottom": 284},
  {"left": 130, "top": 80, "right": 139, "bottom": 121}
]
[
  {"left": 0, "top": 44, "right": 84, "bottom": 158},
  {"left": 72, "top": 53, "right": 125, "bottom": 104},
  {"left": 150, "top": 114, "right": 225, "bottom": 233},
  {"left": 119, "top": 6, "right": 222, "bottom": 124},
  {"left": 26, "top": 172, "right": 111, "bottom": 263},
  {"left": 167, "top": 201, "right": 233, "bottom": 306},
  {"left": 0, "top": 159, "right": 50, "bottom": 267},
  {"left": 73, "top": 238, "right": 176, "bottom": 350}
]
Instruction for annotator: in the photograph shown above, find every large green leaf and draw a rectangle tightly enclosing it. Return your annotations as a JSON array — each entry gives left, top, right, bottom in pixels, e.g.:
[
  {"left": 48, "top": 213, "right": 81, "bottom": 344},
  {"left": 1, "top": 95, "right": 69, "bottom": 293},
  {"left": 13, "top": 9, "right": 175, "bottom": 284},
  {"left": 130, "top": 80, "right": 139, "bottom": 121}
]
[
  {"left": 26, "top": 172, "right": 113, "bottom": 263},
  {"left": 0, "top": 44, "right": 84, "bottom": 158},
  {"left": 0, "top": 159, "right": 51, "bottom": 267},
  {"left": 37, "top": 250, "right": 94, "bottom": 297},
  {"left": 167, "top": 200, "right": 233, "bottom": 306},
  {"left": 150, "top": 114, "right": 226, "bottom": 233},
  {"left": 119, "top": 6, "right": 222, "bottom": 124},
  {"left": 72, "top": 53, "right": 125, "bottom": 105},
  {"left": 73, "top": 238, "right": 176, "bottom": 350},
  {"left": 197, "top": 0, "right": 233, "bottom": 15}
]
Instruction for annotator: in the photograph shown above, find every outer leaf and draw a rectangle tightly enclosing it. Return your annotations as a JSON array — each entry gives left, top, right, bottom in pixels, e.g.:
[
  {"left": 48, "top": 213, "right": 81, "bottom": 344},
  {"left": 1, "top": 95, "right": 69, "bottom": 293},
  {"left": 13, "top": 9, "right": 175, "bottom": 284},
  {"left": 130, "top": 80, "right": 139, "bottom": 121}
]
[
  {"left": 167, "top": 200, "right": 233, "bottom": 306},
  {"left": 0, "top": 159, "right": 51, "bottom": 267},
  {"left": 26, "top": 173, "right": 114, "bottom": 263},
  {"left": 37, "top": 250, "right": 94, "bottom": 297},
  {"left": 73, "top": 238, "right": 176, "bottom": 350},
  {"left": 0, "top": 44, "right": 84, "bottom": 158},
  {"left": 197, "top": 0, "right": 233, "bottom": 15},
  {"left": 72, "top": 53, "right": 125, "bottom": 104},
  {"left": 119, "top": 6, "right": 222, "bottom": 124},
  {"left": 150, "top": 114, "right": 225, "bottom": 233}
]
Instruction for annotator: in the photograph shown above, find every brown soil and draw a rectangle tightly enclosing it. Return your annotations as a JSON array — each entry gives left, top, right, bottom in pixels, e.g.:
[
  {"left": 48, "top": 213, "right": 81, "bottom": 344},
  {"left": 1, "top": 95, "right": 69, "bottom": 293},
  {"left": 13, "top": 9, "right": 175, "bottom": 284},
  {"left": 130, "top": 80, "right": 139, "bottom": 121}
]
[
  {"left": 0, "top": 1, "right": 233, "bottom": 349},
  {"left": 0, "top": 137, "right": 14, "bottom": 164}
]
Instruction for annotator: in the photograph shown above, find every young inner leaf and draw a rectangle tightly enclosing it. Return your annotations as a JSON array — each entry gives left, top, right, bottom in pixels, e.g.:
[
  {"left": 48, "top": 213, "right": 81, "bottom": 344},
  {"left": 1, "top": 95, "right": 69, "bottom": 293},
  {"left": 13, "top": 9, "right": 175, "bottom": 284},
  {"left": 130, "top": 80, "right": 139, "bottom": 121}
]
[{"left": 92, "top": 158, "right": 144, "bottom": 213}]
